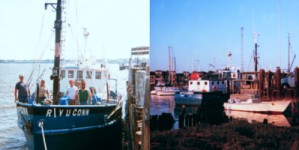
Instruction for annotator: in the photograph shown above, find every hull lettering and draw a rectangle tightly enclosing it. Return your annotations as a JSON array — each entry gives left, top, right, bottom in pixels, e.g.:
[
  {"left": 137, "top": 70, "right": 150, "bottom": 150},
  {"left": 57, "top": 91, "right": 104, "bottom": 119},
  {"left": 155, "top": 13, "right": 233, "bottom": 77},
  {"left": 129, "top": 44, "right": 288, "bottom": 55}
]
[{"left": 45, "top": 108, "right": 90, "bottom": 117}]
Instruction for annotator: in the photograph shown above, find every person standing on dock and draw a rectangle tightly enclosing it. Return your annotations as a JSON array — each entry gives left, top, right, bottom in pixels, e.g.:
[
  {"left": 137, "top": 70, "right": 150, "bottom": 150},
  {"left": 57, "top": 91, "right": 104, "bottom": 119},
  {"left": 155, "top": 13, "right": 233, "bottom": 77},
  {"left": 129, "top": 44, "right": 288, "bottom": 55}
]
[
  {"left": 75, "top": 80, "right": 92, "bottom": 105},
  {"left": 14, "top": 74, "right": 30, "bottom": 103},
  {"left": 66, "top": 79, "right": 78, "bottom": 105}
]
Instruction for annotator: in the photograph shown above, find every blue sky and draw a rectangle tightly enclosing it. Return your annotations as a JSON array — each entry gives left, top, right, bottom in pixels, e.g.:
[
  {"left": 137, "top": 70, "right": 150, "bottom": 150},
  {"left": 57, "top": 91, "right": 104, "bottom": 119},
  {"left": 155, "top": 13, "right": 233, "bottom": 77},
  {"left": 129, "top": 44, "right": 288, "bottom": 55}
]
[
  {"left": 150, "top": 0, "right": 299, "bottom": 72},
  {"left": 0, "top": 0, "right": 149, "bottom": 60}
]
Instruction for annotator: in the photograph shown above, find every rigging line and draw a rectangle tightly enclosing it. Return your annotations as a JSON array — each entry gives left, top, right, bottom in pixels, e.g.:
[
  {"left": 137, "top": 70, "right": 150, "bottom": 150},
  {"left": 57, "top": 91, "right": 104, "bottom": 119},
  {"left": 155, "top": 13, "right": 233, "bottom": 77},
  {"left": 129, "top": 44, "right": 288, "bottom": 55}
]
[
  {"left": 247, "top": 52, "right": 254, "bottom": 71},
  {"left": 33, "top": 7, "right": 47, "bottom": 61},
  {"left": 75, "top": 0, "right": 80, "bottom": 58},
  {"left": 28, "top": 7, "right": 47, "bottom": 86},
  {"left": 28, "top": 33, "right": 54, "bottom": 86}
]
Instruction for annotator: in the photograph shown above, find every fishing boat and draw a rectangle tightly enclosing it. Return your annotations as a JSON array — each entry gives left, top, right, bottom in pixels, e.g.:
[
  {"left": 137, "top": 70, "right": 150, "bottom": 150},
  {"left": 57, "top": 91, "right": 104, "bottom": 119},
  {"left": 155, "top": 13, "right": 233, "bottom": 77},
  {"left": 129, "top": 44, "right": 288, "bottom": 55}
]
[
  {"left": 156, "top": 86, "right": 178, "bottom": 96},
  {"left": 174, "top": 91, "right": 229, "bottom": 106},
  {"left": 174, "top": 91, "right": 202, "bottom": 105},
  {"left": 16, "top": 1, "right": 122, "bottom": 149},
  {"left": 151, "top": 81, "right": 178, "bottom": 96},
  {"left": 224, "top": 96, "right": 291, "bottom": 113},
  {"left": 174, "top": 78, "right": 229, "bottom": 106}
]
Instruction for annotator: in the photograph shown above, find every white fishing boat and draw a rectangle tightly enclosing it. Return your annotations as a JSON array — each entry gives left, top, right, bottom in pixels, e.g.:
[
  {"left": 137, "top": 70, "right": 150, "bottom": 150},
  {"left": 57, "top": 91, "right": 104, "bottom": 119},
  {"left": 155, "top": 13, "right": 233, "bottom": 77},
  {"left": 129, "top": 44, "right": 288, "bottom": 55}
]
[
  {"left": 151, "top": 81, "right": 178, "bottom": 96},
  {"left": 224, "top": 96, "right": 291, "bottom": 113},
  {"left": 156, "top": 87, "right": 178, "bottom": 96}
]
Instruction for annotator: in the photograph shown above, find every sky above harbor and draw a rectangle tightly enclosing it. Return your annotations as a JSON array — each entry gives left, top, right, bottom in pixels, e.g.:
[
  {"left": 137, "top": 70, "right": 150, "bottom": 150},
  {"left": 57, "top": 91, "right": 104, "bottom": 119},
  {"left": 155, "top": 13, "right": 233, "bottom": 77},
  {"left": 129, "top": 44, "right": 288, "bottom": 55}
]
[
  {"left": 0, "top": 0, "right": 149, "bottom": 60},
  {"left": 150, "top": 0, "right": 299, "bottom": 72}
]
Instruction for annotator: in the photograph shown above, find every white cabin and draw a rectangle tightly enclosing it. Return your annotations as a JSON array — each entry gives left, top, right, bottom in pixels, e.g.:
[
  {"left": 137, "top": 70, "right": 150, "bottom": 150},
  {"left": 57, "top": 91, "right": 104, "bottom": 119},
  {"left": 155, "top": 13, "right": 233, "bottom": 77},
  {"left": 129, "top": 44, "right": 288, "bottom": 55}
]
[
  {"left": 59, "top": 66, "right": 108, "bottom": 100},
  {"left": 188, "top": 79, "right": 227, "bottom": 93}
]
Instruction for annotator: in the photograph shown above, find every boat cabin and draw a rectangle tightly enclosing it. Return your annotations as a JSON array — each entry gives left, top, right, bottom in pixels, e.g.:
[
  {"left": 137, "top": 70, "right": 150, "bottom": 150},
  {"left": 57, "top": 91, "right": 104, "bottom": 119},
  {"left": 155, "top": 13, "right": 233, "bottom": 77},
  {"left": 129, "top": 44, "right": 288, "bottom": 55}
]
[
  {"left": 59, "top": 66, "right": 108, "bottom": 99},
  {"left": 188, "top": 79, "right": 227, "bottom": 93}
]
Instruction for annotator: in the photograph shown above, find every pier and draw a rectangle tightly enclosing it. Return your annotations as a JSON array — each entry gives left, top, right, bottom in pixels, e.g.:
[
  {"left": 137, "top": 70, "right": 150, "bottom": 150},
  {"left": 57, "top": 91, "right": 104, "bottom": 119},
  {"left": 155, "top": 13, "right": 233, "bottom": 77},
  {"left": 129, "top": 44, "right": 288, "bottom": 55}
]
[{"left": 124, "top": 47, "right": 150, "bottom": 150}]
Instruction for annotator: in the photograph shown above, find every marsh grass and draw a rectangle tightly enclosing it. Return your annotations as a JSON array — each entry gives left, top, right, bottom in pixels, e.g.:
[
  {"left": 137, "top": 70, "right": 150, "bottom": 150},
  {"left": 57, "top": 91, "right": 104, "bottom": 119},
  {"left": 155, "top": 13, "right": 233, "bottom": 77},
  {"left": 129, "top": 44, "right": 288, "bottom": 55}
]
[{"left": 151, "top": 120, "right": 299, "bottom": 150}]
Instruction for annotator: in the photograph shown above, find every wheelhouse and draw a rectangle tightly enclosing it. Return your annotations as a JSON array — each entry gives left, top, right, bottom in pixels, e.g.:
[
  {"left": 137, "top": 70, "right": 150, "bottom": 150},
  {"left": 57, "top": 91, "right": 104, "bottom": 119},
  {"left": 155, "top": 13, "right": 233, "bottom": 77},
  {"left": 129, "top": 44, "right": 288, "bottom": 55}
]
[{"left": 59, "top": 66, "right": 108, "bottom": 99}]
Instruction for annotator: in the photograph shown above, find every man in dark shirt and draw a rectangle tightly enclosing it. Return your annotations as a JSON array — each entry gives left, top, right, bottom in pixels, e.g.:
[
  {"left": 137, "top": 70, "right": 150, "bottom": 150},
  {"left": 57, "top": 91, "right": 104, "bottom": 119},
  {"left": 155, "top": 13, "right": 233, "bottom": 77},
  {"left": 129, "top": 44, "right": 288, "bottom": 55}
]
[{"left": 14, "top": 74, "right": 30, "bottom": 103}]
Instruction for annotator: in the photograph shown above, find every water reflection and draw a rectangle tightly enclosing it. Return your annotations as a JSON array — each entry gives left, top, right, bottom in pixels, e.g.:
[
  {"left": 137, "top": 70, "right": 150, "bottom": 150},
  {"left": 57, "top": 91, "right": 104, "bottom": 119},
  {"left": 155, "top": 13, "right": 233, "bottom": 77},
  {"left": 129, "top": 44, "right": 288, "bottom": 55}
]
[
  {"left": 150, "top": 95, "right": 296, "bottom": 129},
  {"left": 225, "top": 110, "right": 291, "bottom": 127}
]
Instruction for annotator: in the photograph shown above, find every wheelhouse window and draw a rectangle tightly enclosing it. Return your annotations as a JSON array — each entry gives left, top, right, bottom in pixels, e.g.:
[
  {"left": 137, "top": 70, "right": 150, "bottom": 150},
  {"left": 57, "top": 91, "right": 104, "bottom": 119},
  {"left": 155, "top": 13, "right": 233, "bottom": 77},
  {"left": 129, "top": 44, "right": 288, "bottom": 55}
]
[
  {"left": 96, "top": 71, "right": 101, "bottom": 79},
  {"left": 77, "top": 71, "right": 83, "bottom": 79},
  {"left": 60, "top": 70, "right": 65, "bottom": 78},
  {"left": 86, "top": 71, "right": 92, "bottom": 79},
  {"left": 68, "top": 70, "right": 74, "bottom": 78}
]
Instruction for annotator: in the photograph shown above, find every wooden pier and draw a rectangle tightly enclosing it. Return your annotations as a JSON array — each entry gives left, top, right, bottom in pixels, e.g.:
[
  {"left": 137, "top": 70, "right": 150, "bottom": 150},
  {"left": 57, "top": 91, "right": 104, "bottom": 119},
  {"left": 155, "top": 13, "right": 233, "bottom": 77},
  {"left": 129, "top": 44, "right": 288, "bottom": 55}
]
[{"left": 124, "top": 46, "right": 150, "bottom": 150}]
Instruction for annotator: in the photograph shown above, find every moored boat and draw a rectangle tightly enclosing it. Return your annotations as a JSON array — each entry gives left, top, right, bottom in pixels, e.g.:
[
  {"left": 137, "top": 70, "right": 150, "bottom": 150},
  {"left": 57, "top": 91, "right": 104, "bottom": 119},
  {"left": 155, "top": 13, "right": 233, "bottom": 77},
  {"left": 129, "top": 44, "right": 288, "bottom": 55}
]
[
  {"left": 174, "top": 91, "right": 229, "bottom": 106},
  {"left": 16, "top": 1, "right": 122, "bottom": 149},
  {"left": 174, "top": 91, "right": 202, "bottom": 105},
  {"left": 224, "top": 99, "right": 291, "bottom": 113}
]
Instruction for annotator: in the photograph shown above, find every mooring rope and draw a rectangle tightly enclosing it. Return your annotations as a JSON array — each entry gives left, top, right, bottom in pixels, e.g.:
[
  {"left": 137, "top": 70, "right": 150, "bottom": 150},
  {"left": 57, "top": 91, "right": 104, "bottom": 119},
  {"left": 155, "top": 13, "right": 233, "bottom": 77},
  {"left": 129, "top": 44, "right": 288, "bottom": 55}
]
[{"left": 38, "top": 121, "right": 48, "bottom": 150}]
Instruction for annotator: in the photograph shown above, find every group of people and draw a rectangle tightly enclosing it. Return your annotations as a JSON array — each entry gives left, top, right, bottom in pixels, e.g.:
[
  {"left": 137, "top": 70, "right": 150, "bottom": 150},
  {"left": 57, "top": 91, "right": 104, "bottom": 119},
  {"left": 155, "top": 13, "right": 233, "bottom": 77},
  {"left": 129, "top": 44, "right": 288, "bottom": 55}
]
[
  {"left": 66, "top": 79, "right": 92, "bottom": 105},
  {"left": 14, "top": 74, "right": 93, "bottom": 105}
]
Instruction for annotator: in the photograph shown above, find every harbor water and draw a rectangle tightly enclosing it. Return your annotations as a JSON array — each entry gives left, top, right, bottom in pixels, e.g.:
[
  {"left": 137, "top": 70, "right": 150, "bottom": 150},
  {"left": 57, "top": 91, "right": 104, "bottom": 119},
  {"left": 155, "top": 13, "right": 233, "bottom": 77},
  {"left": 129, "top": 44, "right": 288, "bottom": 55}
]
[{"left": 0, "top": 63, "right": 127, "bottom": 150}]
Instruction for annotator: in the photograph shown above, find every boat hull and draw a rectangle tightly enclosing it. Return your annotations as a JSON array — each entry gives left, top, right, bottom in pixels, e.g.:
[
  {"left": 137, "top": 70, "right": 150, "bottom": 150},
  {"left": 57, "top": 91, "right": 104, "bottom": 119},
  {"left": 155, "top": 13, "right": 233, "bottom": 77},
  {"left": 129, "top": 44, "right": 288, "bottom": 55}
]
[
  {"left": 17, "top": 102, "right": 122, "bottom": 150},
  {"left": 174, "top": 92, "right": 229, "bottom": 106},
  {"left": 174, "top": 93, "right": 202, "bottom": 105},
  {"left": 156, "top": 90, "right": 176, "bottom": 96},
  {"left": 224, "top": 100, "right": 291, "bottom": 113}
]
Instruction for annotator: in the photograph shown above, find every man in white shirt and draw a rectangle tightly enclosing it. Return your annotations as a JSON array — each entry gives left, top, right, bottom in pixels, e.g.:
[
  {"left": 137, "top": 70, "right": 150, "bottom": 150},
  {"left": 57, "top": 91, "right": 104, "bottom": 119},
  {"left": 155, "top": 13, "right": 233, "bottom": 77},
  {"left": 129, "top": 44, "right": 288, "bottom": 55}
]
[{"left": 66, "top": 79, "right": 78, "bottom": 105}]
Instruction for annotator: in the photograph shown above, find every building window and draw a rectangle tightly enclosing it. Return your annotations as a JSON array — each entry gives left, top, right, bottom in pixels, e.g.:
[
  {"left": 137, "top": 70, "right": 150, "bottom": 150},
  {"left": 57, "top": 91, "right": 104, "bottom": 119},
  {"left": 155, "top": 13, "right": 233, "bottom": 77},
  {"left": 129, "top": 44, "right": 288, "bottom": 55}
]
[
  {"left": 204, "top": 82, "right": 207, "bottom": 85},
  {"left": 77, "top": 71, "right": 83, "bottom": 79},
  {"left": 86, "top": 71, "right": 92, "bottom": 79},
  {"left": 60, "top": 70, "right": 65, "bottom": 78},
  {"left": 96, "top": 72, "right": 101, "bottom": 79},
  {"left": 197, "top": 82, "right": 200, "bottom": 85},
  {"left": 68, "top": 70, "right": 74, "bottom": 78}
]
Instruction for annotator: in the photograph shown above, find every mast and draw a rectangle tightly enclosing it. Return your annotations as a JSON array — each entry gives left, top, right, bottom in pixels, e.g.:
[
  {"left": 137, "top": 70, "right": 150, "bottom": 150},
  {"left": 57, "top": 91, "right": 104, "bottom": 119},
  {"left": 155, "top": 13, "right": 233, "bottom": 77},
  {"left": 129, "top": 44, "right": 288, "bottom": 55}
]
[
  {"left": 241, "top": 27, "right": 244, "bottom": 72},
  {"left": 288, "top": 33, "right": 290, "bottom": 73},
  {"left": 48, "top": 0, "right": 62, "bottom": 104},
  {"left": 278, "top": 0, "right": 281, "bottom": 68},
  {"left": 174, "top": 56, "right": 176, "bottom": 73},
  {"left": 168, "top": 46, "right": 171, "bottom": 84},
  {"left": 254, "top": 32, "right": 258, "bottom": 73}
]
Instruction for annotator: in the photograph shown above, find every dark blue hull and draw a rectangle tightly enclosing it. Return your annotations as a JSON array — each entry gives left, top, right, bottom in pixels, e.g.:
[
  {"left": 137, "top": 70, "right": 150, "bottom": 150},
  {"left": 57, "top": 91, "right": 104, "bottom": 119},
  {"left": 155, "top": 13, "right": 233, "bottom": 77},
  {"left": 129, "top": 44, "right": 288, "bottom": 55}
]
[
  {"left": 174, "top": 91, "right": 229, "bottom": 106},
  {"left": 17, "top": 102, "right": 122, "bottom": 150},
  {"left": 174, "top": 93, "right": 202, "bottom": 106}
]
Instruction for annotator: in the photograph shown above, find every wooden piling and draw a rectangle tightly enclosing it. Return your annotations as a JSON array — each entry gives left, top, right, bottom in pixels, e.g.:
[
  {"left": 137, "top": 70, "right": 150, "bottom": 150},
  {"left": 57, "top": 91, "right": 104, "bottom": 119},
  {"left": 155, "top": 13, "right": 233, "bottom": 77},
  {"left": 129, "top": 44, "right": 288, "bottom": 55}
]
[
  {"left": 125, "top": 67, "right": 149, "bottom": 150},
  {"left": 259, "top": 69, "right": 265, "bottom": 100},
  {"left": 293, "top": 67, "right": 299, "bottom": 116},
  {"left": 141, "top": 77, "right": 150, "bottom": 150}
]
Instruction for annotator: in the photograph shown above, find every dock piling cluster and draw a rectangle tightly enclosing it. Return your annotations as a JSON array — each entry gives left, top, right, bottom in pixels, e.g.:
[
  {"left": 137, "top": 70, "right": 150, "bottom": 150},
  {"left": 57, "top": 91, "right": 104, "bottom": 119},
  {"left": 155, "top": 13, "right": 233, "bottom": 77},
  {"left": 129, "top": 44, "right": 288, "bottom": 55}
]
[{"left": 125, "top": 67, "right": 150, "bottom": 150}]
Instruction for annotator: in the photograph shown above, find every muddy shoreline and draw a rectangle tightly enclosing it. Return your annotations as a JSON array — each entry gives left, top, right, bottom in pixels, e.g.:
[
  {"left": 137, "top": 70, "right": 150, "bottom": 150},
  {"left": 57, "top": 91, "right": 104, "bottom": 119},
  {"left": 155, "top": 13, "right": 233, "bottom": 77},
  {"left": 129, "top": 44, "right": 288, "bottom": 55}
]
[{"left": 151, "top": 120, "right": 299, "bottom": 150}]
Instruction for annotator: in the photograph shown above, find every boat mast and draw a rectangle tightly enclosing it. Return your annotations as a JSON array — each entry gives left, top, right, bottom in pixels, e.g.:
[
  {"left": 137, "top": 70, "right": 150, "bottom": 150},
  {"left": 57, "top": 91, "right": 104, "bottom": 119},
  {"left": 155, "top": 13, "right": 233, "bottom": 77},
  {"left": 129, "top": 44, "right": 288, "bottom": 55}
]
[
  {"left": 48, "top": 0, "right": 62, "bottom": 104},
  {"left": 288, "top": 33, "right": 290, "bottom": 73},
  {"left": 168, "top": 46, "right": 171, "bottom": 84},
  {"left": 254, "top": 32, "right": 258, "bottom": 73}
]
